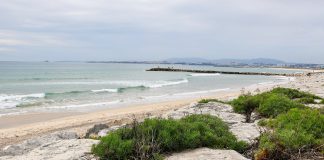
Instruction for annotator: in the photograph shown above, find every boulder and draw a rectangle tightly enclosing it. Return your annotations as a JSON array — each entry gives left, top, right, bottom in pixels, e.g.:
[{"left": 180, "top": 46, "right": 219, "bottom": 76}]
[
  {"left": 0, "top": 131, "right": 78, "bottom": 157},
  {"left": 166, "top": 148, "right": 249, "bottom": 160},
  {"left": 85, "top": 124, "right": 109, "bottom": 138},
  {"left": 0, "top": 139, "right": 99, "bottom": 160}
]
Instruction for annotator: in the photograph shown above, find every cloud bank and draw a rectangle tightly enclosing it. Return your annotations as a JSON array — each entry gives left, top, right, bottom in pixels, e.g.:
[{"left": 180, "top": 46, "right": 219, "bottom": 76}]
[{"left": 0, "top": 0, "right": 323, "bottom": 63}]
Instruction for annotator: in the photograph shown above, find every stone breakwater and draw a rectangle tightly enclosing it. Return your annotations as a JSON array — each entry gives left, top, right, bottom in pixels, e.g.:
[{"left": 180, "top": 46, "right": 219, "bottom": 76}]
[{"left": 147, "top": 67, "right": 303, "bottom": 76}]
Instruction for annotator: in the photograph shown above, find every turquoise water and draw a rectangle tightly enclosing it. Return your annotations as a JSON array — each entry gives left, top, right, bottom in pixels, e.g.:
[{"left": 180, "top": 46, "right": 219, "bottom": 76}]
[{"left": 0, "top": 62, "right": 299, "bottom": 116}]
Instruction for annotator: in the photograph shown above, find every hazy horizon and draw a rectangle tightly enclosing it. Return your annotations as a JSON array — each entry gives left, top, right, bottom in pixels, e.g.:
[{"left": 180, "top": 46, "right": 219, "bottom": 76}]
[
  {"left": 0, "top": 57, "right": 321, "bottom": 65},
  {"left": 1, "top": 1, "right": 324, "bottom": 63}
]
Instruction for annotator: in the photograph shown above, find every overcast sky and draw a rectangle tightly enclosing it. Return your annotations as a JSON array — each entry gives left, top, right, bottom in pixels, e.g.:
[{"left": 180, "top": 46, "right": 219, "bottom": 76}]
[{"left": 0, "top": 0, "right": 323, "bottom": 63}]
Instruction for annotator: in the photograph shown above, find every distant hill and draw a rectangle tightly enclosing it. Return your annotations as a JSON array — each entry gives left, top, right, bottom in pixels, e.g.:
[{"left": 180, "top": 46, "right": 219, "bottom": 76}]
[
  {"left": 164, "top": 58, "right": 286, "bottom": 65},
  {"left": 163, "top": 58, "right": 211, "bottom": 64}
]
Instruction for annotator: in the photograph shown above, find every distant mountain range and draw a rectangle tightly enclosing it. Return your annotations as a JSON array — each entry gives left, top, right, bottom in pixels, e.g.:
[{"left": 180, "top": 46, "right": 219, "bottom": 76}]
[
  {"left": 163, "top": 58, "right": 286, "bottom": 65},
  {"left": 87, "top": 58, "right": 323, "bottom": 68}
]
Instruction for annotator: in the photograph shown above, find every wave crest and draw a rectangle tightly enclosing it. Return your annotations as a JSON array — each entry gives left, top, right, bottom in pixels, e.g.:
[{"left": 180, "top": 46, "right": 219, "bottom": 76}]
[{"left": 0, "top": 93, "right": 45, "bottom": 109}]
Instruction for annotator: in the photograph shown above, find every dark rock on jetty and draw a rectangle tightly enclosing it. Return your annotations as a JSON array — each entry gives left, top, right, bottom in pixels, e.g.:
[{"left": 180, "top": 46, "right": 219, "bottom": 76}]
[{"left": 147, "top": 68, "right": 302, "bottom": 77}]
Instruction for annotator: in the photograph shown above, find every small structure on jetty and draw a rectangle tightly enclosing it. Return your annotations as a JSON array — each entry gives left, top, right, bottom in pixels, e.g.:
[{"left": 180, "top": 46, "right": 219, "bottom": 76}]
[{"left": 147, "top": 67, "right": 303, "bottom": 77}]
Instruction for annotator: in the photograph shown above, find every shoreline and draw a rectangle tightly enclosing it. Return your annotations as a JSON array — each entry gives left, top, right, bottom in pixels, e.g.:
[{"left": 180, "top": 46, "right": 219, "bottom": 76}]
[
  {"left": 0, "top": 77, "right": 294, "bottom": 149},
  {"left": 0, "top": 73, "right": 322, "bottom": 159}
]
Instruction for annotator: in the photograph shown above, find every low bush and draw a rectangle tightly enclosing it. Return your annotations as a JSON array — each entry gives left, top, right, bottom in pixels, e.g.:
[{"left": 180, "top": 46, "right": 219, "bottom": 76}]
[
  {"left": 257, "top": 119, "right": 268, "bottom": 127},
  {"left": 230, "top": 88, "right": 312, "bottom": 119},
  {"left": 231, "top": 94, "right": 261, "bottom": 122},
  {"left": 321, "top": 99, "right": 324, "bottom": 104},
  {"left": 198, "top": 98, "right": 224, "bottom": 104},
  {"left": 270, "top": 87, "right": 321, "bottom": 99},
  {"left": 258, "top": 94, "right": 305, "bottom": 118},
  {"left": 255, "top": 108, "right": 324, "bottom": 160},
  {"left": 297, "top": 97, "right": 316, "bottom": 104},
  {"left": 92, "top": 115, "right": 247, "bottom": 160}
]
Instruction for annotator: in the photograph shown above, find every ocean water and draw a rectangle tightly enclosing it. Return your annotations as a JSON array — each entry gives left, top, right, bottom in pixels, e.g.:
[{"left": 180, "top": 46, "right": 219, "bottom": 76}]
[{"left": 0, "top": 62, "right": 300, "bottom": 116}]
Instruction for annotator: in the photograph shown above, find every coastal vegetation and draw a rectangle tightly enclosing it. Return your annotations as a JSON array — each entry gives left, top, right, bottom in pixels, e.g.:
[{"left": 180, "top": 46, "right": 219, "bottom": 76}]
[
  {"left": 255, "top": 108, "right": 324, "bottom": 159},
  {"left": 296, "top": 97, "right": 316, "bottom": 104},
  {"left": 230, "top": 87, "right": 322, "bottom": 121},
  {"left": 257, "top": 94, "right": 304, "bottom": 117},
  {"left": 231, "top": 94, "right": 260, "bottom": 122},
  {"left": 92, "top": 115, "right": 247, "bottom": 159},
  {"left": 198, "top": 98, "right": 225, "bottom": 104},
  {"left": 230, "top": 87, "right": 324, "bottom": 159},
  {"left": 92, "top": 87, "right": 323, "bottom": 160}
]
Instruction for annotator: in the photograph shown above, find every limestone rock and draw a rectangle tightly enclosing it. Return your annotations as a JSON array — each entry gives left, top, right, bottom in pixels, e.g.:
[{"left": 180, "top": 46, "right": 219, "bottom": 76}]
[
  {"left": 85, "top": 124, "right": 109, "bottom": 138},
  {"left": 0, "top": 139, "right": 99, "bottom": 160},
  {"left": 166, "top": 148, "right": 249, "bottom": 160},
  {"left": 0, "top": 131, "right": 78, "bottom": 157}
]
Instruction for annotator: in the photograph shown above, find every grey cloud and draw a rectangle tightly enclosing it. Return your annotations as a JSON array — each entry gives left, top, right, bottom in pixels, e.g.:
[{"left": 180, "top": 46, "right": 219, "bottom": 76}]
[{"left": 0, "top": 0, "right": 323, "bottom": 63}]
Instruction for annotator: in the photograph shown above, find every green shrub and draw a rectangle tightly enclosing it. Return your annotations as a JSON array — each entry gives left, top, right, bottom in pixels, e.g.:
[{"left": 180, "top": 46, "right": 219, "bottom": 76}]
[
  {"left": 230, "top": 88, "right": 316, "bottom": 119},
  {"left": 92, "top": 131, "right": 134, "bottom": 159},
  {"left": 320, "top": 99, "right": 324, "bottom": 104},
  {"left": 258, "top": 94, "right": 305, "bottom": 117},
  {"left": 257, "top": 119, "right": 268, "bottom": 127},
  {"left": 198, "top": 99, "right": 224, "bottom": 104},
  {"left": 270, "top": 87, "right": 321, "bottom": 99},
  {"left": 297, "top": 97, "right": 316, "bottom": 104},
  {"left": 255, "top": 108, "right": 324, "bottom": 160},
  {"left": 231, "top": 94, "right": 261, "bottom": 122},
  {"left": 92, "top": 115, "right": 247, "bottom": 160}
]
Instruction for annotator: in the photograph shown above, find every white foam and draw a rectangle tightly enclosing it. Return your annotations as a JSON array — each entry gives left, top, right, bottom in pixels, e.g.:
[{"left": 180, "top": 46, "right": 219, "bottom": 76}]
[
  {"left": 0, "top": 93, "right": 45, "bottom": 109},
  {"left": 189, "top": 73, "right": 221, "bottom": 77},
  {"left": 0, "top": 110, "right": 28, "bottom": 117},
  {"left": 0, "top": 93, "right": 45, "bottom": 101},
  {"left": 14, "top": 79, "right": 189, "bottom": 88},
  {"left": 91, "top": 89, "right": 118, "bottom": 93},
  {"left": 149, "top": 79, "right": 189, "bottom": 88},
  {"left": 46, "top": 100, "right": 122, "bottom": 109},
  {"left": 258, "top": 81, "right": 274, "bottom": 85}
]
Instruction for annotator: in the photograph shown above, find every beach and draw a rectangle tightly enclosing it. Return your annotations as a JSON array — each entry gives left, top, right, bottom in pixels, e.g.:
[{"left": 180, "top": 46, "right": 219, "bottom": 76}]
[
  {"left": 0, "top": 72, "right": 323, "bottom": 160},
  {"left": 1, "top": 71, "right": 323, "bottom": 149}
]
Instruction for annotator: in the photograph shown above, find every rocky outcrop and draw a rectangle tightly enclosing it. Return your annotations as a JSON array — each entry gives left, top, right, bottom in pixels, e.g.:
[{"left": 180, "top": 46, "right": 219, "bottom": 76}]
[
  {"left": 97, "top": 125, "right": 126, "bottom": 137},
  {"left": 166, "top": 148, "right": 248, "bottom": 160},
  {"left": 0, "top": 139, "right": 99, "bottom": 160},
  {"left": 0, "top": 131, "right": 98, "bottom": 160},
  {"left": 0, "top": 131, "right": 79, "bottom": 157},
  {"left": 85, "top": 124, "right": 109, "bottom": 138}
]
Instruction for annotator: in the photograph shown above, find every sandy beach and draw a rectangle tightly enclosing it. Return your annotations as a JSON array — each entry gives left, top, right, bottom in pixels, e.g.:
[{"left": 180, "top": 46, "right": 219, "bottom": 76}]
[{"left": 0, "top": 73, "right": 323, "bottom": 150}]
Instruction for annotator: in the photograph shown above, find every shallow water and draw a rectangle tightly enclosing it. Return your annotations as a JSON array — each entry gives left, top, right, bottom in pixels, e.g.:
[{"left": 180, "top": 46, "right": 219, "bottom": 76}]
[{"left": 0, "top": 62, "right": 301, "bottom": 116}]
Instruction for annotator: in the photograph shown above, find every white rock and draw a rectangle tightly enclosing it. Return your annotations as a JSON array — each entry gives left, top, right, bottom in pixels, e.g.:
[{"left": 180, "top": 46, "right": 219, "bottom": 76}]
[
  {"left": 166, "top": 148, "right": 249, "bottom": 160},
  {"left": 0, "top": 139, "right": 98, "bottom": 160},
  {"left": 0, "top": 131, "right": 78, "bottom": 156},
  {"left": 97, "top": 125, "right": 125, "bottom": 137}
]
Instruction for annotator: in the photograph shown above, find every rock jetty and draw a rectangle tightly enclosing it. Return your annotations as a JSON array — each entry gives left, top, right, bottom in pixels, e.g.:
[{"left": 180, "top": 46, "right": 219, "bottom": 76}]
[{"left": 147, "top": 67, "right": 302, "bottom": 76}]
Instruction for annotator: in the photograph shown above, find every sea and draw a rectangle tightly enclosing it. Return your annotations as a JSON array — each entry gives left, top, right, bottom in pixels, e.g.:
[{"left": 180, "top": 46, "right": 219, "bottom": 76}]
[{"left": 0, "top": 62, "right": 300, "bottom": 117}]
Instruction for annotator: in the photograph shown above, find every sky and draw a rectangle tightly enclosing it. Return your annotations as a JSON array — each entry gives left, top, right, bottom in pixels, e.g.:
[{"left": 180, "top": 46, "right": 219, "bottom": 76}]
[{"left": 0, "top": 0, "right": 324, "bottom": 63}]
